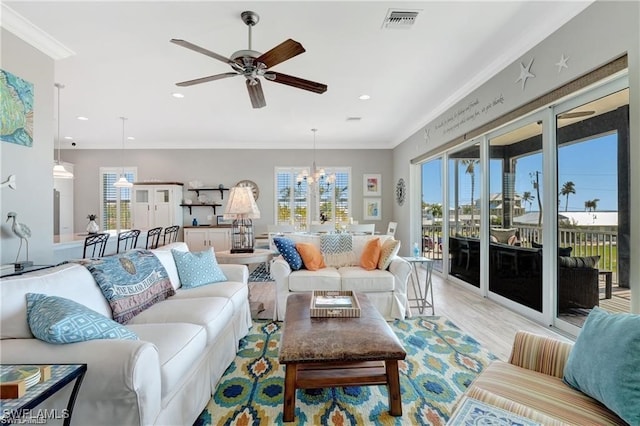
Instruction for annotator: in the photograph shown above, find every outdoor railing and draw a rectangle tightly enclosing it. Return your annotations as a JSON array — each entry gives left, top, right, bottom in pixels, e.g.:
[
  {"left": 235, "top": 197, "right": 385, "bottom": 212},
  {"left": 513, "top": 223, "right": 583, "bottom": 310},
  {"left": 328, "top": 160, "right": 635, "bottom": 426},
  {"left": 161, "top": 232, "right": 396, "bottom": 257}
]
[{"left": 421, "top": 224, "right": 618, "bottom": 285}]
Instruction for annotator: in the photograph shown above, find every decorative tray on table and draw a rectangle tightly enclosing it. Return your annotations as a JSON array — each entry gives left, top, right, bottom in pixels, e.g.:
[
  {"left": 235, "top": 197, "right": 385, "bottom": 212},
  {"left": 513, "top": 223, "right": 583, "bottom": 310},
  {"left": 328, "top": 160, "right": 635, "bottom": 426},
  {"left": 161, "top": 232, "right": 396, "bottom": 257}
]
[{"left": 310, "top": 290, "right": 361, "bottom": 318}]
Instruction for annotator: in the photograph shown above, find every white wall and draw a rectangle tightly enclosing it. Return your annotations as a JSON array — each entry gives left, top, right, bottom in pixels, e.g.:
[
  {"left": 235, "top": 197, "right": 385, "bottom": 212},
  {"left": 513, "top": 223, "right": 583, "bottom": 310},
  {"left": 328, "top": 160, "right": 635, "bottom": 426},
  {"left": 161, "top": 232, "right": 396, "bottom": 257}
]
[
  {"left": 61, "top": 148, "right": 393, "bottom": 235},
  {"left": 1, "top": 29, "right": 55, "bottom": 265},
  {"left": 392, "top": 1, "right": 639, "bottom": 312}
]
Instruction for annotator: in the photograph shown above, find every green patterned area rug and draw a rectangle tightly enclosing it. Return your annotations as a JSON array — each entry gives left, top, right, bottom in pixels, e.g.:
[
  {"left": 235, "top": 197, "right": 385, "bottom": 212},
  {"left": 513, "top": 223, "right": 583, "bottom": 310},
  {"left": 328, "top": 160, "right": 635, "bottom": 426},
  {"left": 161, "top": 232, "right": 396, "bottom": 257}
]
[{"left": 195, "top": 317, "right": 497, "bottom": 426}]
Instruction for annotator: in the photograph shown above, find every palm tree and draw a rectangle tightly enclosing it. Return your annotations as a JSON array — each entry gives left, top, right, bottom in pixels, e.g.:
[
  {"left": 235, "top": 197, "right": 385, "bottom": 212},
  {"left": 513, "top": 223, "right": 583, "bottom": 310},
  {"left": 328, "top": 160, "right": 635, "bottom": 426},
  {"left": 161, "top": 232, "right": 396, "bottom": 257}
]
[
  {"left": 430, "top": 203, "right": 443, "bottom": 218},
  {"left": 560, "top": 181, "right": 576, "bottom": 212},
  {"left": 585, "top": 198, "right": 600, "bottom": 212},
  {"left": 461, "top": 159, "right": 478, "bottom": 228},
  {"left": 522, "top": 191, "right": 535, "bottom": 212}
]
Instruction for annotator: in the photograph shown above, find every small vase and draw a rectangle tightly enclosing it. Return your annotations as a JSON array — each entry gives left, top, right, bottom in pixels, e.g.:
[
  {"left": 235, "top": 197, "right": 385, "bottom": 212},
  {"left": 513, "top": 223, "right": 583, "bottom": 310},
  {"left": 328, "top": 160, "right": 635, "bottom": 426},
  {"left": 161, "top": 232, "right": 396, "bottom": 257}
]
[{"left": 87, "top": 220, "right": 99, "bottom": 234}]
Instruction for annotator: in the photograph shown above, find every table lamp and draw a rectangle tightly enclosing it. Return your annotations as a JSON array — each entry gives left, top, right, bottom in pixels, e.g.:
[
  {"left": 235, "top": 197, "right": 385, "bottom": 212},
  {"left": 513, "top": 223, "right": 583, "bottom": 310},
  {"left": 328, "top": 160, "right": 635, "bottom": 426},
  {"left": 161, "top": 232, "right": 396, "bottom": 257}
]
[{"left": 224, "top": 186, "right": 261, "bottom": 253}]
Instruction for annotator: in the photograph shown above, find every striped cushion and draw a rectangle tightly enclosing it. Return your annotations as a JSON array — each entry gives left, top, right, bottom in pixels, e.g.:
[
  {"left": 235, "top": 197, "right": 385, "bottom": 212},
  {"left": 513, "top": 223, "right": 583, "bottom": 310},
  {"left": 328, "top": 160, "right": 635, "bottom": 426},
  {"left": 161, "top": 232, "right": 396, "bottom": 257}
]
[
  {"left": 508, "top": 331, "right": 573, "bottom": 378},
  {"left": 466, "top": 361, "right": 625, "bottom": 425}
]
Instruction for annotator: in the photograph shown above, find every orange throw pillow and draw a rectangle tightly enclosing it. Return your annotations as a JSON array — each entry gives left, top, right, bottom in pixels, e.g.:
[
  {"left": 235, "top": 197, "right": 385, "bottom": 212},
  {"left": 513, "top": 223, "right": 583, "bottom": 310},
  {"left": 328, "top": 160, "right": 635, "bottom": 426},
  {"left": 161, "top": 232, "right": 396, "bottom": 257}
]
[
  {"left": 360, "top": 238, "right": 381, "bottom": 270},
  {"left": 295, "top": 243, "right": 326, "bottom": 271}
]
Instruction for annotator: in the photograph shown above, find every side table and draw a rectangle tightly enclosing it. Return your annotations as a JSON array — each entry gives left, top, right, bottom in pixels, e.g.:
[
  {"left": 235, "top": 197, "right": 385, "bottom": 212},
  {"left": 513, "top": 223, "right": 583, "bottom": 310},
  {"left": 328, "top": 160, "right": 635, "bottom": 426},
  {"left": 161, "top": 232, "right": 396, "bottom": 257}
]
[
  {"left": 402, "top": 257, "right": 434, "bottom": 315},
  {"left": 0, "top": 364, "right": 87, "bottom": 426},
  {"left": 216, "top": 249, "right": 277, "bottom": 315}
]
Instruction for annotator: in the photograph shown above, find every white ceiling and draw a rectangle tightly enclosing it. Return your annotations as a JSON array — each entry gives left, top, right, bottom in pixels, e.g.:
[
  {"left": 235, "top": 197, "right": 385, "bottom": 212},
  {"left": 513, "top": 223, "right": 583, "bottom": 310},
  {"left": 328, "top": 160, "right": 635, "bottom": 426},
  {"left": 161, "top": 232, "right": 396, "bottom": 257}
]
[{"left": 2, "top": 1, "right": 592, "bottom": 150}]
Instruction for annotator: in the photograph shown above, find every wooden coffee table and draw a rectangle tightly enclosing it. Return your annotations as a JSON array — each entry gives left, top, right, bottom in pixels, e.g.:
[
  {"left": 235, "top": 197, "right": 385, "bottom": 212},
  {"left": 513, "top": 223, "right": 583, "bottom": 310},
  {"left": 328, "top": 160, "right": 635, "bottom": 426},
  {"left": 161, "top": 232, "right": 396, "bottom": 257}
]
[{"left": 278, "top": 293, "right": 406, "bottom": 422}]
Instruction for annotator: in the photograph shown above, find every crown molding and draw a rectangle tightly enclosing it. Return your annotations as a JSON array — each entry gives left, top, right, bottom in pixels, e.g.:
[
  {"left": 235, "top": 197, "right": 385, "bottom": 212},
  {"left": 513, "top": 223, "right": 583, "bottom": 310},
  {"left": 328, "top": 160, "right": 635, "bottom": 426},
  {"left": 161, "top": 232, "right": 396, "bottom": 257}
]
[{"left": 1, "top": 4, "right": 75, "bottom": 60}]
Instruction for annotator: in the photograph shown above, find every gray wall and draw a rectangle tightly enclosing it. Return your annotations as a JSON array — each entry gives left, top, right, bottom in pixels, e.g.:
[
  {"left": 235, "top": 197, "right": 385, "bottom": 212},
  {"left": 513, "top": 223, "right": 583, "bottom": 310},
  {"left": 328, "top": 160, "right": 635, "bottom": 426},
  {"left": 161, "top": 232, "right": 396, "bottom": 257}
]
[
  {"left": 61, "top": 148, "right": 393, "bottom": 236},
  {"left": 1, "top": 29, "right": 55, "bottom": 265},
  {"left": 391, "top": 1, "right": 639, "bottom": 312}
]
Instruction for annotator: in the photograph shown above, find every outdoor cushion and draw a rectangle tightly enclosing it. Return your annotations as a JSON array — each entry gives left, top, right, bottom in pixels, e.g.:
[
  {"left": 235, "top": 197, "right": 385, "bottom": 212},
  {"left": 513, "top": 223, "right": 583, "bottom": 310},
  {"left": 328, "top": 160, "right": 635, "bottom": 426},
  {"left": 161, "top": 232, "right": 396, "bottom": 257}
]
[{"left": 558, "top": 255, "right": 600, "bottom": 268}]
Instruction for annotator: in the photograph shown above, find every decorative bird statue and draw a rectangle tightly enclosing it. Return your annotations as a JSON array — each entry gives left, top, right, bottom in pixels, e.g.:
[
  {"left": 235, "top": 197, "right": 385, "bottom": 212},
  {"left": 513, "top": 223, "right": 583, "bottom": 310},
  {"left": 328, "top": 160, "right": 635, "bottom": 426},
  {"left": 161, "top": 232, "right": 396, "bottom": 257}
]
[
  {"left": 6, "top": 212, "right": 31, "bottom": 264},
  {"left": 0, "top": 175, "right": 17, "bottom": 190}
]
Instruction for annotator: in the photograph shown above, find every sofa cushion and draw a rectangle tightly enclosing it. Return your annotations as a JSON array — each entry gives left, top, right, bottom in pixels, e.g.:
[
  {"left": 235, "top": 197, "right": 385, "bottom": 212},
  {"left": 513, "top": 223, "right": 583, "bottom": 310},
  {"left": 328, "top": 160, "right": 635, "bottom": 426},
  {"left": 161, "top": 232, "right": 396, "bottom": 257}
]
[
  {"left": 83, "top": 249, "right": 175, "bottom": 324},
  {"left": 171, "top": 248, "right": 227, "bottom": 288},
  {"left": 295, "top": 242, "right": 326, "bottom": 271},
  {"left": 558, "top": 255, "right": 600, "bottom": 268},
  {"left": 273, "top": 237, "right": 303, "bottom": 270},
  {"left": 127, "top": 323, "right": 207, "bottom": 399},
  {"left": 359, "top": 237, "right": 381, "bottom": 270},
  {"left": 339, "top": 267, "right": 395, "bottom": 292},
  {"left": 320, "top": 234, "right": 355, "bottom": 267},
  {"left": 26, "top": 293, "right": 138, "bottom": 344},
  {"left": 490, "top": 228, "right": 516, "bottom": 244},
  {"left": 127, "top": 297, "right": 234, "bottom": 345},
  {"left": 467, "top": 360, "right": 625, "bottom": 425},
  {"left": 563, "top": 307, "right": 640, "bottom": 424},
  {"left": 288, "top": 268, "right": 341, "bottom": 292},
  {"left": 151, "top": 243, "right": 188, "bottom": 290},
  {"left": 378, "top": 238, "right": 401, "bottom": 270}
]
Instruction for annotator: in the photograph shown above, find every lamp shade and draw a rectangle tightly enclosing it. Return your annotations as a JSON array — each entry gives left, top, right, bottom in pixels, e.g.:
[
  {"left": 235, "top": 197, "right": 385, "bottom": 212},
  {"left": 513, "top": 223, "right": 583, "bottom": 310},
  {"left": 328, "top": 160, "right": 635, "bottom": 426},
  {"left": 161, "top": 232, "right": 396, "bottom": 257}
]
[
  {"left": 53, "top": 163, "right": 74, "bottom": 179},
  {"left": 114, "top": 176, "right": 133, "bottom": 188},
  {"left": 224, "top": 186, "right": 260, "bottom": 219}
]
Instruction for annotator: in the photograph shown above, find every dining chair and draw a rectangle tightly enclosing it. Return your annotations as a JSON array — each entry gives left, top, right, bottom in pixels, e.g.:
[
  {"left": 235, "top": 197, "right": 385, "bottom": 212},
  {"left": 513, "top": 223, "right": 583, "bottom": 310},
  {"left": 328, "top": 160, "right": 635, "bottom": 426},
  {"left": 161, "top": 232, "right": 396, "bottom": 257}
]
[
  {"left": 346, "top": 223, "right": 375, "bottom": 235},
  {"left": 162, "top": 225, "right": 180, "bottom": 245},
  {"left": 267, "top": 224, "right": 296, "bottom": 251},
  {"left": 117, "top": 229, "right": 140, "bottom": 253},
  {"left": 386, "top": 221, "right": 398, "bottom": 237},
  {"left": 83, "top": 233, "right": 110, "bottom": 259},
  {"left": 145, "top": 227, "right": 163, "bottom": 249},
  {"left": 309, "top": 223, "right": 335, "bottom": 233}
]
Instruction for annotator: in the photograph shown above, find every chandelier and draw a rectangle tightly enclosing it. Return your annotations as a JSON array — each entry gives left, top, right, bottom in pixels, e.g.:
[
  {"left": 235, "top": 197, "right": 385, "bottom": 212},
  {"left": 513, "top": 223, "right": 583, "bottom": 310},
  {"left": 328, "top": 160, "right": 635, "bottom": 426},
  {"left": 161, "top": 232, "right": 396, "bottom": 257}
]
[{"left": 297, "top": 128, "right": 335, "bottom": 186}]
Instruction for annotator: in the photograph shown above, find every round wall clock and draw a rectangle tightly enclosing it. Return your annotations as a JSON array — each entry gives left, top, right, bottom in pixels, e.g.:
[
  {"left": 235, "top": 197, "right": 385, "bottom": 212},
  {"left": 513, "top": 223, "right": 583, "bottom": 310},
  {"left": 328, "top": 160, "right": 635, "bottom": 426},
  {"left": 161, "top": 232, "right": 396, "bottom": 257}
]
[
  {"left": 395, "top": 178, "right": 406, "bottom": 206},
  {"left": 236, "top": 179, "right": 259, "bottom": 201}
]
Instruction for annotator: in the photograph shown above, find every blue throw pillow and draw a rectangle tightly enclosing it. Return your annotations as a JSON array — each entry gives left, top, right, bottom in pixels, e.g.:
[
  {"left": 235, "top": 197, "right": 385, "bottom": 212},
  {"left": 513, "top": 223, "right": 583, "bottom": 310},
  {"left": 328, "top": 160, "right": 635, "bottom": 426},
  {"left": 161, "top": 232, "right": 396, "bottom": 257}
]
[
  {"left": 273, "top": 237, "right": 303, "bottom": 270},
  {"left": 171, "top": 248, "right": 227, "bottom": 288},
  {"left": 26, "top": 293, "right": 138, "bottom": 344},
  {"left": 563, "top": 307, "right": 640, "bottom": 424}
]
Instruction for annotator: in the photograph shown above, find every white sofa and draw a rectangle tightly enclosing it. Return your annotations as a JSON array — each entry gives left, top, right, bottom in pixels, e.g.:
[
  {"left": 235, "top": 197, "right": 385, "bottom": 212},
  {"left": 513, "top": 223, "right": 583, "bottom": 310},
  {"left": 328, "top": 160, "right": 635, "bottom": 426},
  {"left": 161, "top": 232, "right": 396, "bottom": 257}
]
[
  {"left": 271, "top": 233, "right": 411, "bottom": 321},
  {"left": 0, "top": 242, "right": 251, "bottom": 426}
]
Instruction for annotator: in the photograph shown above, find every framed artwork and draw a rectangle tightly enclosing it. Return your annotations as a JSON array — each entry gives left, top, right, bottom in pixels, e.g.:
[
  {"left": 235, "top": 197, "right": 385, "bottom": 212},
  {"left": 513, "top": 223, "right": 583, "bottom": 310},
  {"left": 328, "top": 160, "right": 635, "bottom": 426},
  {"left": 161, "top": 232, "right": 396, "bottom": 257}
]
[
  {"left": 216, "top": 215, "right": 233, "bottom": 226},
  {"left": 1, "top": 69, "right": 34, "bottom": 147},
  {"left": 363, "top": 174, "right": 381, "bottom": 196},
  {"left": 363, "top": 198, "right": 382, "bottom": 221}
]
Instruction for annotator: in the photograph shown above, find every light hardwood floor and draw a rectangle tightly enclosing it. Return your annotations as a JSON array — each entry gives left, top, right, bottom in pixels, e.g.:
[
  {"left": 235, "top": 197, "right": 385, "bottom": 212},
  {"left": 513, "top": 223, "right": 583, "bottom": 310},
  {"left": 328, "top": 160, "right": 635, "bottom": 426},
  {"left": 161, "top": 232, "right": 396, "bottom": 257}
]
[{"left": 248, "top": 269, "right": 572, "bottom": 361}]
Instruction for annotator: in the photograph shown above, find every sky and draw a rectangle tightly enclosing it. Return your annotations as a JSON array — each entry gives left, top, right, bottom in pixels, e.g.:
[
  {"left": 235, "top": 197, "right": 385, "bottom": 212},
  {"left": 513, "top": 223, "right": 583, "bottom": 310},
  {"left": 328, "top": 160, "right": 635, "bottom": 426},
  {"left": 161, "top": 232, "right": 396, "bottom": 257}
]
[{"left": 422, "top": 133, "right": 618, "bottom": 212}]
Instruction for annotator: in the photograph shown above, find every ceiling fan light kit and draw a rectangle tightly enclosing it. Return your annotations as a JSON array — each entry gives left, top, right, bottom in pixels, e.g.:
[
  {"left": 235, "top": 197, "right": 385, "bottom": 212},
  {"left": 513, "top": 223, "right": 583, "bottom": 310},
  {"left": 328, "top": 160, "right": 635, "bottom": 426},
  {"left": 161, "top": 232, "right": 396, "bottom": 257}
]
[{"left": 171, "top": 10, "right": 327, "bottom": 109}]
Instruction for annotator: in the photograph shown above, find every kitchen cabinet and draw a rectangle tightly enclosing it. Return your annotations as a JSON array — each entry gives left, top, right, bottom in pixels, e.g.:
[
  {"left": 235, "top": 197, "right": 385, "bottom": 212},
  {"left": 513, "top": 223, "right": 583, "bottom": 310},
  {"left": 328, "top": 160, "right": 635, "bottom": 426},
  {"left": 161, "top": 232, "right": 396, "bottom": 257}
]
[
  {"left": 132, "top": 183, "right": 183, "bottom": 230},
  {"left": 184, "top": 227, "right": 231, "bottom": 252}
]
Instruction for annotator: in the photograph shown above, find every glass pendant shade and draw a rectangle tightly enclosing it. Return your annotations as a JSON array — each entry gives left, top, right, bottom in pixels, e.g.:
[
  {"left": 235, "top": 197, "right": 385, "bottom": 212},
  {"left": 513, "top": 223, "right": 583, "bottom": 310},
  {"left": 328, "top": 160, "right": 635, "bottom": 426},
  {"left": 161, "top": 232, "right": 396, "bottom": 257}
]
[
  {"left": 114, "top": 117, "right": 132, "bottom": 188},
  {"left": 53, "top": 83, "right": 74, "bottom": 179}
]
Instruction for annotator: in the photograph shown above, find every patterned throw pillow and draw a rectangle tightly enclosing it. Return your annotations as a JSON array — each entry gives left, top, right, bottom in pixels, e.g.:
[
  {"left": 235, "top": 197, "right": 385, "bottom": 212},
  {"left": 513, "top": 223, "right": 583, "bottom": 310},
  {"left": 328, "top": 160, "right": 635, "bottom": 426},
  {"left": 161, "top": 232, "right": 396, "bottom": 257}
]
[
  {"left": 360, "top": 238, "right": 381, "bottom": 270},
  {"left": 378, "top": 238, "right": 401, "bottom": 270},
  {"left": 83, "top": 249, "right": 175, "bottom": 324},
  {"left": 320, "top": 234, "right": 355, "bottom": 267},
  {"left": 273, "top": 237, "right": 303, "bottom": 270},
  {"left": 296, "top": 243, "right": 326, "bottom": 271},
  {"left": 171, "top": 248, "right": 227, "bottom": 288},
  {"left": 26, "top": 293, "right": 138, "bottom": 344}
]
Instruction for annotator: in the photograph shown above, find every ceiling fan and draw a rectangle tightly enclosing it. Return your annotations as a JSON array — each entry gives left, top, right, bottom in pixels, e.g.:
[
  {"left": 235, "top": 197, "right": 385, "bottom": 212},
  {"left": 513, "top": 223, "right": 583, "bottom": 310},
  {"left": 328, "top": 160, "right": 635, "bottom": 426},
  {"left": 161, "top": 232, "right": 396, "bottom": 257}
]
[{"left": 171, "top": 11, "right": 327, "bottom": 109}]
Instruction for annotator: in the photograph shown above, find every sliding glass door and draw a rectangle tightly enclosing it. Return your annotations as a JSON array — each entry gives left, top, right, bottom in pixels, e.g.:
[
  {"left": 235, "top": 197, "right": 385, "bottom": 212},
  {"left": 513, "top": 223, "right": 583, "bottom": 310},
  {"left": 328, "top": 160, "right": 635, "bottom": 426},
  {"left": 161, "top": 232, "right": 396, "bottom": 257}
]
[
  {"left": 554, "top": 83, "right": 630, "bottom": 332},
  {"left": 421, "top": 157, "right": 444, "bottom": 273}
]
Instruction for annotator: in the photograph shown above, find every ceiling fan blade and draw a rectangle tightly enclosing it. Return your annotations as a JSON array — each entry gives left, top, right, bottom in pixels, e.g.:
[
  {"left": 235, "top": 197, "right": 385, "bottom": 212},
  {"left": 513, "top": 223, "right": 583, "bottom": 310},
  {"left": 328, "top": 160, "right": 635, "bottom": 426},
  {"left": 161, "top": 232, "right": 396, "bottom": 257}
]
[
  {"left": 176, "top": 72, "right": 239, "bottom": 87},
  {"left": 246, "top": 79, "right": 266, "bottom": 108},
  {"left": 269, "top": 72, "right": 327, "bottom": 94},
  {"left": 257, "top": 39, "right": 305, "bottom": 69},
  {"left": 170, "top": 39, "right": 233, "bottom": 65}
]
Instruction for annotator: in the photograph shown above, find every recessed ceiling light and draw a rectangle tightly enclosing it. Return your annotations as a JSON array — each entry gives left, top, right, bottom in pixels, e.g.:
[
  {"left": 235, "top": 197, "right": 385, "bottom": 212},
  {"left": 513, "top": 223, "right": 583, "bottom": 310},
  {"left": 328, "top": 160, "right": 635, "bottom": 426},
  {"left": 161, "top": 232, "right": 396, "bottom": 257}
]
[
  {"left": 127, "top": 137, "right": 135, "bottom": 141},
  {"left": 359, "top": 94, "right": 371, "bottom": 100},
  {"left": 172, "top": 93, "right": 185, "bottom": 98},
  {"left": 64, "top": 136, "right": 73, "bottom": 140},
  {"left": 76, "top": 116, "right": 89, "bottom": 121}
]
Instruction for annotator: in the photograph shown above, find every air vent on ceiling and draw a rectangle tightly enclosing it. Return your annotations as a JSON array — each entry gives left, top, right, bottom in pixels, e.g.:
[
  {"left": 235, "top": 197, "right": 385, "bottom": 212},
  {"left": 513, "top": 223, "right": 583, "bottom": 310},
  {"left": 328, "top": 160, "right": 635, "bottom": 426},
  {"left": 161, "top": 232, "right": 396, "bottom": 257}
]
[
  {"left": 346, "top": 117, "right": 362, "bottom": 121},
  {"left": 382, "top": 9, "right": 420, "bottom": 30}
]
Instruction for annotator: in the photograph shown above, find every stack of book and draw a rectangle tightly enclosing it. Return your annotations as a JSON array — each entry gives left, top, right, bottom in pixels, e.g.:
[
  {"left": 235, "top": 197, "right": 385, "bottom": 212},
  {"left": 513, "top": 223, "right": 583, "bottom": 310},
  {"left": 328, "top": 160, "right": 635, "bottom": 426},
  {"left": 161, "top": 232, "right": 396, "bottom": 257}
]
[{"left": 310, "top": 290, "right": 361, "bottom": 318}]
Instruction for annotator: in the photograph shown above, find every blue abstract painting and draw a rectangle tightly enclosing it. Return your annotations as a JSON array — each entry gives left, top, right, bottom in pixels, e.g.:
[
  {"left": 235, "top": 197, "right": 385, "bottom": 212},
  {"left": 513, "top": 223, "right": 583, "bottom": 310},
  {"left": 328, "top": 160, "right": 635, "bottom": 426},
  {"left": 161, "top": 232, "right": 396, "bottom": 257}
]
[{"left": 1, "top": 69, "right": 34, "bottom": 147}]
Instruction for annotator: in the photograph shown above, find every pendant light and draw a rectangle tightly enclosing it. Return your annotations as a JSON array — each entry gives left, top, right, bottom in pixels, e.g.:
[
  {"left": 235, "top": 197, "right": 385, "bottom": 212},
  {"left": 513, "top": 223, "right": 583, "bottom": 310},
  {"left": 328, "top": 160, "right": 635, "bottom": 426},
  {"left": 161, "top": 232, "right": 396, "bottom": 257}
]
[
  {"left": 52, "top": 83, "right": 74, "bottom": 179},
  {"left": 113, "top": 117, "right": 133, "bottom": 188}
]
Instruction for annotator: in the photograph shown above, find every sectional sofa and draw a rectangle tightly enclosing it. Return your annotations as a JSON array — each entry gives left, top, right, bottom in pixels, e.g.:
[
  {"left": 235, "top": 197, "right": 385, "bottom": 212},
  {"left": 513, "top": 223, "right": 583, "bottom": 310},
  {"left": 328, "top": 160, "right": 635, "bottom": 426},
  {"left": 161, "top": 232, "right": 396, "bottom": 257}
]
[{"left": 0, "top": 242, "right": 251, "bottom": 426}]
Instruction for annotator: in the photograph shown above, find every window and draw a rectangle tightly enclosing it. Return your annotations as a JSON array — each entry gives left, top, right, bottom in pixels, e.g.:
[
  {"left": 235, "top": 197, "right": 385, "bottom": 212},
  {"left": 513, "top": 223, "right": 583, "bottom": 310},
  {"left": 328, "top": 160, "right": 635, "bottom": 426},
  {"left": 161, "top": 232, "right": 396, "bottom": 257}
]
[
  {"left": 275, "top": 167, "right": 351, "bottom": 230},
  {"left": 100, "top": 167, "right": 136, "bottom": 232}
]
